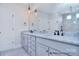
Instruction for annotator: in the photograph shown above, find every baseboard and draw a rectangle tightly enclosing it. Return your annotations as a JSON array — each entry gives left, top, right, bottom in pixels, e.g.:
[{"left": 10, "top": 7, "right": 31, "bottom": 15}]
[{"left": 0, "top": 45, "right": 22, "bottom": 53}]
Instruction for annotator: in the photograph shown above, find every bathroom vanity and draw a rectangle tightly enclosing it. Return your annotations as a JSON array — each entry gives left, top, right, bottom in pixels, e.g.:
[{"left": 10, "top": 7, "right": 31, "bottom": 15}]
[{"left": 21, "top": 31, "right": 79, "bottom": 56}]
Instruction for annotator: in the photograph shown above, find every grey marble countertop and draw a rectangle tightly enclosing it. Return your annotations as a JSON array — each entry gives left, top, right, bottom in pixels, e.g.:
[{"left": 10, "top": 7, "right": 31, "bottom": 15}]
[{"left": 22, "top": 31, "right": 79, "bottom": 46}]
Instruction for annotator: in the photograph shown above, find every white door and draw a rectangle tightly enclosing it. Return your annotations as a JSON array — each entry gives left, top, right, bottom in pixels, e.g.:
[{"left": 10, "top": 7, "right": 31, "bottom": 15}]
[{"left": 0, "top": 5, "right": 15, "bottom": 51}]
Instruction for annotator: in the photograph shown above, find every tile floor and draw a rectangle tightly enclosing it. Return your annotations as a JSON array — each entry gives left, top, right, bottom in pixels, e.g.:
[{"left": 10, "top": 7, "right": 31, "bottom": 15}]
[{"left": 0, "top": 48, "right": 28, "bottom": 56}]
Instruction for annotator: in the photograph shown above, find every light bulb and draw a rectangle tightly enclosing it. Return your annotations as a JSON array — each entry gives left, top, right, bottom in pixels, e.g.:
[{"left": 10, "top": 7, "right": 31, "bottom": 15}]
[
  {"left": 34, "top": 12, "right": 37, "bottom": 16},
  {"left": 28, "top": 10, "right": 31, "bottom": 14},
  {"left": 34, "top": 9, "right": 37, "bottom": 16},
  {"left": 28, "top": 6, "right": 31, "bottom": 10},
  {"left": 27, "top": 6, "right": 31, "bottom": 14}
]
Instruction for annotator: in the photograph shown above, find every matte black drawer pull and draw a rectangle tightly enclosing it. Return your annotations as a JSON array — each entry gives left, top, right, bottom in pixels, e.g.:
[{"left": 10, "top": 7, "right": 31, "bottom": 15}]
[{"left": 49, "top": 52, "right": 52, "bottom": 54}]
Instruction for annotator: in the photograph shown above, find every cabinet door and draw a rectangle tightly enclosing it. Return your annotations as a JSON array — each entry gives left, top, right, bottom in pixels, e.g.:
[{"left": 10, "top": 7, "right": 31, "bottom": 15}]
[
  {"left": 49, "top": 48, "right": 69, "bottom": 56},
  {"left": 27, "top": 35, "right": 31, "bottom": 55},
  {"left": 30, "top": 48, "right": 36, "bottom": 56},
  {"left": 36, "top": 42, "right": 48, "bottom": 56},
  {"left": 28, "top": 36, "right": 36, "bottom": 56},
  {"left": 30, "top": 36, "right": 36, "bottom": 50},
  {"left": 30, "top": 36, "right": 36, "bottom": 56},
  {"left": 21, "top": 34, "right": 28, "bottom": 51}
]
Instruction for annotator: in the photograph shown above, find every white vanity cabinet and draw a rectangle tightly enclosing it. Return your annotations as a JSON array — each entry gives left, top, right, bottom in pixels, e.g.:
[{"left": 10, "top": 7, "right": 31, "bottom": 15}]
[{"left": 21, "top": 32, "right": 79, "bottom": 56}]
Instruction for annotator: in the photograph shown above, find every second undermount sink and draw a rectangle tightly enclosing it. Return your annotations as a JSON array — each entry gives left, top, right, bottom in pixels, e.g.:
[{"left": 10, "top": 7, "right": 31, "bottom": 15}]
[
  {"left": 64, "top": 32, "right": 79, "bottom": 37},
  {"left": 29, "top": 30, "right": 51, "bottom": 36}
]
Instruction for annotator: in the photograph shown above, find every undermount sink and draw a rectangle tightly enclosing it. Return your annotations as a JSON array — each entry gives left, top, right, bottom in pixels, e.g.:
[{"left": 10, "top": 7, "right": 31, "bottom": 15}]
[{"left": 64, "top": 32, "right": 79, "bottom": 37}]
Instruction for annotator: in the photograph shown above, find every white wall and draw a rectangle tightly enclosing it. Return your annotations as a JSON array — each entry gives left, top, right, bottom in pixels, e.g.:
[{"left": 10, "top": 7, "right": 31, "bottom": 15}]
[
  {"left": 29, "top": 3, "right": 79, "bottom": 33},
  {"left": 0, "top": 4, "right": 28, "bottom": 51},
  {"left": 28, "top": 3, "right": 62, "bottom": 33}
]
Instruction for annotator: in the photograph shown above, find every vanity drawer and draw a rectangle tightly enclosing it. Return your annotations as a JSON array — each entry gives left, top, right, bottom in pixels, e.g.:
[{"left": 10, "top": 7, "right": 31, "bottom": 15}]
[
  {"left": 36, "top": 37, "right": 79, "bottom": 56},
  {"left": 49, "top": 48, "right": 70, "bottom": 56}
]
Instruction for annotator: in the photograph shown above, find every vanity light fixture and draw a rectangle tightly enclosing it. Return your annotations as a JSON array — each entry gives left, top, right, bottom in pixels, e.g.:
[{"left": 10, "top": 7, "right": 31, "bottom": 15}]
[
  {"left": 34, "top": 9, "right": 37, "bottom": 16},
  {"left": 28, "top": 5, "right": 31, "bottom": 14},
  {"left": 27, "top": 4, "right": 38, "bottom": 30},
  {"left": 27, "top": 5, "right": 38, "bottom": 16},
  {"left": 28, "top": 6, "right": 31, "bottom": 10}
]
